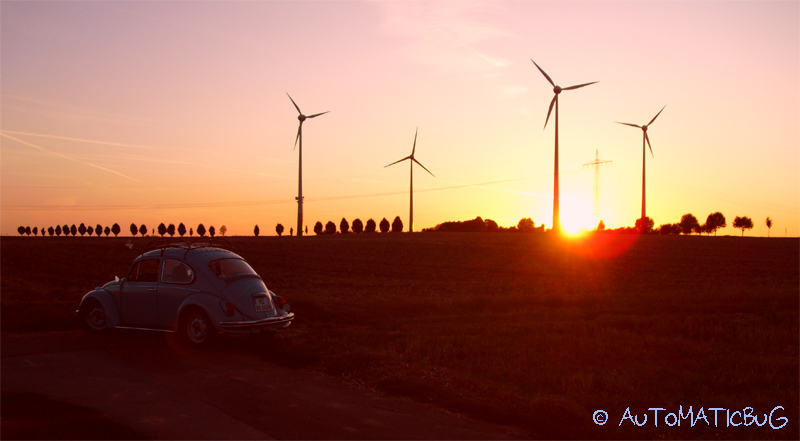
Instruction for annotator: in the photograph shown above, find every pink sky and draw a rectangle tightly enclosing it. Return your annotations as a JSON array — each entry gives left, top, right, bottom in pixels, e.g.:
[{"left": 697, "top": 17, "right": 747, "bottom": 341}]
[{"left": 2, "top": 1, "right": 798, "bottom": 236}]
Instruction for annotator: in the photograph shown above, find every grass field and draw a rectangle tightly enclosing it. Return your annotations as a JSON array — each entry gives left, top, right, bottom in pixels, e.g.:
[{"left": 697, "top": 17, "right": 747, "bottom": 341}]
[{"left": 2, "top": 233, "right": 797, "bottom": 439}]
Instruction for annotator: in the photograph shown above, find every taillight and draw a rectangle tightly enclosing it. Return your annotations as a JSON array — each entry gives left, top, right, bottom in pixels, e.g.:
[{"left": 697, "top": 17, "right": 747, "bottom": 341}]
[
  {"left": 220, "top": 301, "right": 235, "bottom": 316},
  {"left": 273, "top": 296, "right": 286, "bottom": 309}
]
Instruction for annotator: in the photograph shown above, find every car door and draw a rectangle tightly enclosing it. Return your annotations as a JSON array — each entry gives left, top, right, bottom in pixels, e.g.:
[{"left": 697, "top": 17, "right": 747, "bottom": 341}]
[
  {"left": 157, "top": 259, "right": 197, "bottom": 329},
  {"left": 120, "top": 258, "right": 160, "bottom": 327}
]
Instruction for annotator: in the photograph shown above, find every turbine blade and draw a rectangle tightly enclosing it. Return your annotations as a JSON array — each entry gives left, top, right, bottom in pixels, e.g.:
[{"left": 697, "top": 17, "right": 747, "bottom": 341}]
[
  {"left": 293, "top": 123, "right": 301, "bottom": 150},
  {"left": 384, "top": 156, "right": 411, "bottom": 168},
  {"left": 648, "top": 105, "right": 666, "bottom": 126},
  {"left": 544, "top": 95, "right": 556, "bottom": 130},
  {"left": 563, "top": 81, "right": 598, "bottom": 90},
  {"left": 413, "top": 158, "right": 435, "bottom": 177},
  {"left": 287, "top": 93, "right": 301, "bottom": 114},
  {"left": 307, "top": 111, "right": 329, "bottom": 118},
  {"left": 645, "top": 132, "right": 654, "bottom": 157},
  {"left": 411, "top": 127, "right": 418, "bottom": 156},
  {"left": 531, "top": 59, "right": 555, "bottom": 87},
  {"left": 616, "top": 122, "right": 642, "bottom": 128}
]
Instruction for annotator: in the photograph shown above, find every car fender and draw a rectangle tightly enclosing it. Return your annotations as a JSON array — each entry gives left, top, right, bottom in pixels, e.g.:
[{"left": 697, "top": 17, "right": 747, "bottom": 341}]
[
  {"left": 79, "top": 289, "right": 121, "bottom": 329},
  {"left": 176, "top": 292, "right": 230, "bottom": 332}
]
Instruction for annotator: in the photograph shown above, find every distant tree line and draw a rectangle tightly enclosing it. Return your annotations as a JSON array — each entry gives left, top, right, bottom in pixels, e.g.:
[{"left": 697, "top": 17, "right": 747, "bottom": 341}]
[
  {"left": 422, "top": 216, "right": 546, "bottom": 233},
  {"left": 598, "top": 211, "right": 763, "bottom": 237},
  {"left": 16, "top": 222, "right": 228, "bottom": 238}
]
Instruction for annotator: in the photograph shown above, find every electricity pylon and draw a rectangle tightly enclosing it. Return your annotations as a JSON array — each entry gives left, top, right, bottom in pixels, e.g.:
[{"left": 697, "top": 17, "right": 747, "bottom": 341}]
[{"left": 583, "top": 150, "right": 611, "bottom": 225}]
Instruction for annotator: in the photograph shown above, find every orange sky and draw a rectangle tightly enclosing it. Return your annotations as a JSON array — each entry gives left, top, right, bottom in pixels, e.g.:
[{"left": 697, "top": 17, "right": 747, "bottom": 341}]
[{"left": 2, "top": 1, "right": 798, "bottom": 236}]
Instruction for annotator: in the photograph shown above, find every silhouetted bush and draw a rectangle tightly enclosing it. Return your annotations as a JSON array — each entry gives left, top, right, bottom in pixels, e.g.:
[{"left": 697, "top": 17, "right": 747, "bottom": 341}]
[
  {"left": 158, "top": 223, "right": 167, "bottom": 237},
  {"left": 379, "top": 218, "right": 390, "bottom": 233},
  {"left": 658, "top": 223, "right": 681, "bottom": 235},
  {"left": 254, "top": 225, "right": 260, "bottom": 236},
  {"left": 365, "top": 218, "right": 376, "bottom": 233},
  {"left": 517, "top": 217, "right": 535, "bottom": 233},
  {"left": 352, "top": 218, "right": 364, "bottom": 234},
  {"left": 111, "top": 223, "right": 121, "bottom": 237},
  {"left": 325, "top": 221, "right": 336, "bottom": 234},
  {"left": 340, "top": 218, "right": 350, "bottom": 234},
  {"left": 130, "top": 223, "right": 138, "bottom": 236},
  {"left": 635, "top": 217, "right": 655, "bottom": 234},
  {"left": 485, "top": 219, "right": 499, "bottom": 232},
  {"left": 314, "top": 221, "right": 323, "bottom": 235},
  {"left": 276, "top": 223, "right": 284, "bottom": 236}
]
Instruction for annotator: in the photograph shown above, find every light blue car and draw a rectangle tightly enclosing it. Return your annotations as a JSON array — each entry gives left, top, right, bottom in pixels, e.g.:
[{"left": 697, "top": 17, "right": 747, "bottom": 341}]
[{"left": 77, "top": 238, "right": 294, "bottom": 345}]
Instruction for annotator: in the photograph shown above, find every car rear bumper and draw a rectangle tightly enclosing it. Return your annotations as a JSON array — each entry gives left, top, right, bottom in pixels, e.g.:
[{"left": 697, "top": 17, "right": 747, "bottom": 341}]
[{"left": 218, "top": 312, "right": 294, "bottom": 331}]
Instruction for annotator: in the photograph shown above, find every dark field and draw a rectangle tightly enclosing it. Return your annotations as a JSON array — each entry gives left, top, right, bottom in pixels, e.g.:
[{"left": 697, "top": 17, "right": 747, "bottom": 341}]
[{"left": 2, "top": 233, "right": 798, "bottom": 439}]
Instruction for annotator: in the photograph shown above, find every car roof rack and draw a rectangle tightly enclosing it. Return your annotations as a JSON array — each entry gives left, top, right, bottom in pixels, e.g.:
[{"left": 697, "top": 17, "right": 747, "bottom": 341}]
[{"left": 145, "top": 237, "right": 238, "bottom": 258}]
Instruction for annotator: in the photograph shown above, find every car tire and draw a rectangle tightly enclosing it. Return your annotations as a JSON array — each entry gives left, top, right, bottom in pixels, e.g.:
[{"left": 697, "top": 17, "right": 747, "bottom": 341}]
[
  {"left": 80, "top": 300, "right": 110, "bottom": 334},
  {"left": 179, "top": 308, "right": 216, "bottom": 346}
]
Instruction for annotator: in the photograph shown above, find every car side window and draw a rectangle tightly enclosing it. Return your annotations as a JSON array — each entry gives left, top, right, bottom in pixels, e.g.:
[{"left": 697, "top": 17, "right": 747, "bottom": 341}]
[
  {"left": 137, "top": 259, "right": 160, "bottom": 283},
  {"left": 127, "top": 261, "right": 141, "bottom": 282},
  {"left": 162, "top": 259, "right": 194, "bottom": 284}
]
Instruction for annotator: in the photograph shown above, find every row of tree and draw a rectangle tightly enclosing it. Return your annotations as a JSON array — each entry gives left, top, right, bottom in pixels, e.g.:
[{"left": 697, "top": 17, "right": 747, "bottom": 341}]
[
  {"left": 16, "top": 222, "right": 228, "bottom": 237},
  {"left": 422, "top": 216, "right": 547, "bottom": 233},
  {"left": 649, "top": 212, "right": 768, "bottom": 236}
]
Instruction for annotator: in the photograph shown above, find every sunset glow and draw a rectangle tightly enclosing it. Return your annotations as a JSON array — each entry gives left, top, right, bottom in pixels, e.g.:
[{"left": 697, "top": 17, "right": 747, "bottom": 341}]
[{"left": 1, "top": 1, "right": 797, "bottom": 236}]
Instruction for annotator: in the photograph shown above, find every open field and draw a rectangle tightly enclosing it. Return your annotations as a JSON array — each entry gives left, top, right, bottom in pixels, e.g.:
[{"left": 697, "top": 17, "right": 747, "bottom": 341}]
[{"left": 2, "top": 233, "right": 798, "bottom": 439}]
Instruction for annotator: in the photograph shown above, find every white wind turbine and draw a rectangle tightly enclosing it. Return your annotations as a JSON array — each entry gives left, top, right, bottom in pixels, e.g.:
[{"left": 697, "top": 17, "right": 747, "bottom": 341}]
[
  {"left": 384, "top": 128, "right": 435, "bottom": 232},
  {"left": 288, "top": 93, "right": 328, "bottom": 237}
]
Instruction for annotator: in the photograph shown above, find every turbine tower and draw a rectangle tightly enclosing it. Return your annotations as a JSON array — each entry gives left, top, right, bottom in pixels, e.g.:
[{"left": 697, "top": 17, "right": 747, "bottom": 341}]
[
  {"left": 531, "top": 60, "right": 597, "bottom": 233},
  {"left": 288, "top": 93, "right": 328, "bottom": 237},
  {"left": 384, "top": 128, "right": 435, "bottom": 232},
  {"left": 616, "top": 105, "right": 665, "bottom": 220},
  {"left": 582, "top": 150, "right": 612, "bottom": 226}
]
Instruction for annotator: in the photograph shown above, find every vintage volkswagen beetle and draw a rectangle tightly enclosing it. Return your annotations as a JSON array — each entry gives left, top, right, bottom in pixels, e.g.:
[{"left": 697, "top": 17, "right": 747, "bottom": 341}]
[{"left": 77, "top": 238, "right": 294, "bottom": 345}]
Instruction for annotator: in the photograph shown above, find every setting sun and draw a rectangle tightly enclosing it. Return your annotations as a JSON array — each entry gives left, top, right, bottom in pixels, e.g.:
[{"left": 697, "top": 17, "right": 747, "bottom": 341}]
[{"left": 560, "top": 194, "right": 594, "bottom": 234}]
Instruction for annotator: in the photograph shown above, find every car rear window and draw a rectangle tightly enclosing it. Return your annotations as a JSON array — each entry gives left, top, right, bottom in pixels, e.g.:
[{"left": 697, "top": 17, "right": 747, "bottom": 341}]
[{"left": 208, "top": 258, "right": 257, "bottom": 280}]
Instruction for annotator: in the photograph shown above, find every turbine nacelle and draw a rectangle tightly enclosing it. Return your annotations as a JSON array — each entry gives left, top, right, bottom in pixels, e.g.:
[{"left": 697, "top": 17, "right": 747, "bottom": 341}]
[
  {"left": 298, "top": 114, "right": 306, "bottom": 122},
  {"left": 641, "top": 125, "right": 648, "bottom": 132},
  {"left": 554, "top": 86, "right": 562, "bottom": 94}
]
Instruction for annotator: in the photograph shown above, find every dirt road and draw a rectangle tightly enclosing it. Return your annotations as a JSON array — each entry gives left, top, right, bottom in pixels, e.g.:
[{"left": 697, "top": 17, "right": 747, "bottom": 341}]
[{"left": 2, "top": 329, "right": 519, "bottom": 440}]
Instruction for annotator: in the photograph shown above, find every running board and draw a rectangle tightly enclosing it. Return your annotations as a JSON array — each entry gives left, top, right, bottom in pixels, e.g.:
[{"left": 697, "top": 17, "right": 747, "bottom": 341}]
[{"left": 115, "top": 326, "right": 175, "bottom": 333}]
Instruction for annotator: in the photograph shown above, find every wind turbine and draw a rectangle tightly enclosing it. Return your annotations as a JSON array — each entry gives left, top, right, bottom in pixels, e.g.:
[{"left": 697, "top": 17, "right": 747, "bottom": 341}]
[
  {"left": 616, "top": 105, "right": 665, "bottom": 221},
  {"left": 531, "top": 59, "right": 597, "bottom": 232},
  {"left": 384, "top": 128, "right": 435, "bottom": 232},
  {"left": 287, "top": 93, "right": 328, "bottom": 237}
]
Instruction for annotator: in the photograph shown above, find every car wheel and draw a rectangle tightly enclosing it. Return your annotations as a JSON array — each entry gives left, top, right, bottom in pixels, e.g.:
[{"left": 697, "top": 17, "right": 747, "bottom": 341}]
[
  {"left": 179, "top": 309, "right": 215, "bottom": 346},
  {"left": 81, "top": 300, "right": 109, "bottom": 334}
]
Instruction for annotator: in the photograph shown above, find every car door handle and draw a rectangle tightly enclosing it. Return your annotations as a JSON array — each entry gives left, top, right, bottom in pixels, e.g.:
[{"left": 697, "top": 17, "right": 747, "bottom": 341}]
[{"left": 148, "top": 287, "right": 157, "bottom": 291}]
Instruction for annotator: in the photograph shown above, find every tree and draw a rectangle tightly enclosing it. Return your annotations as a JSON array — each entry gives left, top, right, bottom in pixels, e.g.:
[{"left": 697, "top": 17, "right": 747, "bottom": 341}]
[
  {"left": 597, "top": 220, "right": 606, "bottom": 232},
  {"left": 351, "top": 218, "right": 364, "bottom": 234},
  {"left": 87, "top": 226, "right": 93, "bottom": 236},
  {"left": 219, "top": 225, "right": 227, "bottom": 237},
  {"left": 111, "top": 223, "right": 121, "bottom": 237},
  {"left": 167, "top": 224, "right": 176, "bottom": 237},
  {"left": 48, "top": 226, "right": 55, "bottom": 236},
  {"left": 139, "top": 224, "right": 147, "bottom": 237},
  {"left": 365, "top": 218, "right": 377, "bottom": 233},
  {"left": 197, "top": 224, "right": 206, "bottom": 237},
  {"left": 209, "top": 226, "right": 216, "bottom": 237},
  {"left": 517, "top": 217, "right": 535, "bottom": 233},
  {"left": 130, "top": 223, "right": 138, "bottom": 236},
  {"left": 17, "top": 226, "right": 25, "bottom": 236},
  {"left": 635, "top": 216, "right": 654, "bottom": 234},
  {"left": 24, "top": 226, "right": 31, "bottom": 236},
  {"left": 70, "top": 225, "right": 77, "bottom": 236},
  {"left": 391, "top": 216, "right": 403, "bottom": 233},
  {"left": 32, "top": 226, "right": 39, "bottom": 236},
  {"left": 55, "top": 225, "right": 62, "bottom": 236},
  {"left": 340, "top": 218, "right": 350, "bottom": 234},
  {"left": 679, "top": 214, "right": 700, "bottom": 235},
  {"left": 733, "top": 216, "right": 754, "bottom": 236},
  {"left": 104, "top": 226, "right": 110, "bottom": 236},
  {"left": 705, "top": 212, "right": 726, "bottom": 236},
  {"left": 290, "top": 228, "right": 293, "bottom": 236},
  {"left": 379, "top": 218, "right": 390, "bottom": 233},
  {"left": 276, "top": 223, "right": 284, "bottom": 236},
  {"left": 485, "top": 219, "right": 499, "bottom": 232},
  {"left": 158, "top": 223, "right": 167, "bottom": 237},
  {"left": 325, "top": 221, "right": 336, "bottom": 234},
  {"left": 254, "top": 225, "right": 260, "bottom": 237},
  {"left": 96, "top": 224, "right": 103, "bottom": 237},
  {"left": 190, "top": 228, "right": 194, "bottom": 236},
  {"left": 78, "top": 223, "right": 87, "bottom": 236},
  {"left": 178, "top": 223, "right": 186, "bottom": 237},
  {"left": 658, "top": 223, "right": 681, "bottom": 235},
  {"left": 766, "top": 217, "right": 773, "bottom": 237},
  {"left": 314, "top": 221, "right": 323, "bottom": 235}
]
